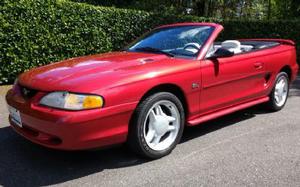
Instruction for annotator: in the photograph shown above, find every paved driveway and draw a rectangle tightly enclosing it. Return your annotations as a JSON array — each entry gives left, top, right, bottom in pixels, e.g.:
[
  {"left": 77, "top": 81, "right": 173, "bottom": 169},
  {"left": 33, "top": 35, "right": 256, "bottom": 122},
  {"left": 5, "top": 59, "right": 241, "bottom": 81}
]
[{"left": 0, "top": 78, "right": 299, "bottom": 187}]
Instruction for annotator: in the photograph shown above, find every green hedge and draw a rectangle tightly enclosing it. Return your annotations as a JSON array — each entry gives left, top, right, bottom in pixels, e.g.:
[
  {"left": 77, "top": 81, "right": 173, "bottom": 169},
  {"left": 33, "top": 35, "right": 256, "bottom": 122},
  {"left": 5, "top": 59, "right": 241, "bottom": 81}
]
[{"left": 0, "top": 0, "right": 299, "bottom": 84}]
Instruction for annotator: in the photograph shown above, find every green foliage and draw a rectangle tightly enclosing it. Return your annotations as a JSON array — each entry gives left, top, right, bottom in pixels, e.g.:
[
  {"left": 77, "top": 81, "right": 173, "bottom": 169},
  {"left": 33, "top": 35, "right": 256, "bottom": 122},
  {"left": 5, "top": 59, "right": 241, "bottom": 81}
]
[
  {"left": 0, "top": 0, "right": 299, "bottom": 84},
  {"left": 70, "top": 0, "right": 300, "bottom": 20},
  {"left": 0, "top": 0, "right": 152, "bottom": 84}
]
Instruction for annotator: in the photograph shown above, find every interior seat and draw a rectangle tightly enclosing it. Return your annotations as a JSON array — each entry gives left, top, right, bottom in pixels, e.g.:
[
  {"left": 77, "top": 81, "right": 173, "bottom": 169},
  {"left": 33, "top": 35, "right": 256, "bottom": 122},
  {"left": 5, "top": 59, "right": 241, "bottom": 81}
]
[{"left": 221, "top": 40, "right": 242, "bottom": 54}]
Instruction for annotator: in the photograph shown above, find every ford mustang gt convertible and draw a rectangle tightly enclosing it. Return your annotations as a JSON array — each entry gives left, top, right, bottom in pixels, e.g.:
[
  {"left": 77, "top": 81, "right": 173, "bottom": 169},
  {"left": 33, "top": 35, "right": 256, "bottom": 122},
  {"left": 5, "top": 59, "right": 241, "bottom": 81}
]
[{"left": 6, "top": 23, "right": 298, "bottom": 159}]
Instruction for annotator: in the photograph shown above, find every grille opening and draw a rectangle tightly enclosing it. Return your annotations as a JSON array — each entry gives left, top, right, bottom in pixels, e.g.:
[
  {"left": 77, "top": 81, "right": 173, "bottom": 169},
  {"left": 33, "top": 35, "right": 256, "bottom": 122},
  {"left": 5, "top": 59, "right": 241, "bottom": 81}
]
[
  {"left": 49, "top": 137, "right": 62, "bottom": 145},
  {"left": 22, "top": 124, "right": 62, "bottom": 145},
  {"left": 22, "top": 125, "right": 39, "bottom": 137},
  {"left": 19, "top": 84, "right": 38, "bottom": 99}
]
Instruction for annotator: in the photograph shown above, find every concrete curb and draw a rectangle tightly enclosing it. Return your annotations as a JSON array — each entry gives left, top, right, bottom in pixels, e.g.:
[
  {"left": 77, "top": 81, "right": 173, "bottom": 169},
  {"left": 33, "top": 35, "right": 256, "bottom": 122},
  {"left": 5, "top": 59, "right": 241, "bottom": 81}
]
[{"left": 0, "top": 85, "right": 12, "bottom": 95}]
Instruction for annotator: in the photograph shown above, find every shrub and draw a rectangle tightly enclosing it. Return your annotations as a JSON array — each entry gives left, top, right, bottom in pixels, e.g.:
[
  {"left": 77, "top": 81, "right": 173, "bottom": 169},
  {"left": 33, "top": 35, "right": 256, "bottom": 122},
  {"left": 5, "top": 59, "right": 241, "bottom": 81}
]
[
  {"left": 0, "top": 0, "right": 299, "bottom": 84},
  {"left": 0, "top": 0, "right": 151, "bottom": 84}
]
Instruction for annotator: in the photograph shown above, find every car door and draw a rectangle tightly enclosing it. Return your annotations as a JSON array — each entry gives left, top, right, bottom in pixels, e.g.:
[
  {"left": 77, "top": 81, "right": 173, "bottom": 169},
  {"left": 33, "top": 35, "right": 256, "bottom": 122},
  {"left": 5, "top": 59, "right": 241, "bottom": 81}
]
[{"left": 199, "top": 53, "right": 267, "bottom": 114}]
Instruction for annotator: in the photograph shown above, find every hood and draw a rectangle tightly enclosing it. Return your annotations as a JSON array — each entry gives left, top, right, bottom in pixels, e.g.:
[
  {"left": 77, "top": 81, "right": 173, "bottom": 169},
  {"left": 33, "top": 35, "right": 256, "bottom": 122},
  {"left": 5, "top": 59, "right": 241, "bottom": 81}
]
[{"left": 18, "top": 52, "right": 173, "bottom": 92}]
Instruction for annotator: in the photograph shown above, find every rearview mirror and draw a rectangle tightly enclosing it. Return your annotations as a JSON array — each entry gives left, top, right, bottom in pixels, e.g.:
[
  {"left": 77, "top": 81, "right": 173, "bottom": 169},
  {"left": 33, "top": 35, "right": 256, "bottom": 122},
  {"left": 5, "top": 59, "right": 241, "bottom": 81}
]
[{"left": 209, "top": 48, "right": 234, "bottom": 59}]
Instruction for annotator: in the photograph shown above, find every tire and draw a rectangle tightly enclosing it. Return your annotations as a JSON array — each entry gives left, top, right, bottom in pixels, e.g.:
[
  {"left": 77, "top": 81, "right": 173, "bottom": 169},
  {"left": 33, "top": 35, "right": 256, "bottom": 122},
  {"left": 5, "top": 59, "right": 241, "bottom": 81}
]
[
  {"left": 128, "top": 92, "right": 185, "bottom": 159},
  {"left": 266, "top": 72, "right": 289, "bottom": 111}
]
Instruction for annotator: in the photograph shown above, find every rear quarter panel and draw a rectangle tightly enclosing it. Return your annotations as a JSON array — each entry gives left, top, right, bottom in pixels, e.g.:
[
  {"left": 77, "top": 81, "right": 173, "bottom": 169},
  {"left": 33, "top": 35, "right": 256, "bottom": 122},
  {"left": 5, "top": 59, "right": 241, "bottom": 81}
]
[{"left": 263, "top": 45, "right": 298, "bottom": 94}]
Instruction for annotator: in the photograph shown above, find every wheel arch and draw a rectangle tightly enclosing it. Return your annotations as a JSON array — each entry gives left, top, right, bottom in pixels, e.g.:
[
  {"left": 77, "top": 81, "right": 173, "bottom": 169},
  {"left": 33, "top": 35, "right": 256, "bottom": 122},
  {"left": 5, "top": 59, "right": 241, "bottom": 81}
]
[
  {"left": 279, "top": 65, "right": 292, "bottom": 82},
  {"left": 139, "top": 83, "right": 189, "bottom": 117},
  {"left": 127, "top": 83, "right": 188, "bottom": 158}
]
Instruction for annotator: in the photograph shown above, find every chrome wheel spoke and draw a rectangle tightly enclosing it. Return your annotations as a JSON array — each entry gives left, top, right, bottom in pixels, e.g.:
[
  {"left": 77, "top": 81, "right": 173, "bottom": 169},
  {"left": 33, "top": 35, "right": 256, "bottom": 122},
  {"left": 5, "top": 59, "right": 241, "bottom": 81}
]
[
  {"left": 168, "top": 125, "right": 176, "bottom": 131},
  {"left": 166, "top": 115, "right": 176, "bottom": 122},
  {"left": 278, "top": 80, "right": 283, "bottom": 89},
  {"left": 275, "top": 95, "right": 279, "bottom": 103},
  {"left": 278, "top": 95, "right": 282, "bottom": 102},
  {"left": 145, "top": 129, "right": 156, "bottom": 143},
  {"left": 154, "top": 105, "right": 164, "bottom": 115},
  {"left": 152, "top": 134, "right": 162, "bottom": 146},
  {"left": 149, "top": 110, "right": 157, "bottom": 123},
  {"left": 280, "top": 80, "right": 286, "bottom": 89}
]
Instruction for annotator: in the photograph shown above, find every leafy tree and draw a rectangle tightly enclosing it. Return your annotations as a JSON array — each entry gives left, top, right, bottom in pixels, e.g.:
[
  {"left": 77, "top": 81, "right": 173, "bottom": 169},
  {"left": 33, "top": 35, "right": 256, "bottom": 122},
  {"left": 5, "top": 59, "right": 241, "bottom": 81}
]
[{"left": 71, "top": 0, "right": 300, "bottom": 20}]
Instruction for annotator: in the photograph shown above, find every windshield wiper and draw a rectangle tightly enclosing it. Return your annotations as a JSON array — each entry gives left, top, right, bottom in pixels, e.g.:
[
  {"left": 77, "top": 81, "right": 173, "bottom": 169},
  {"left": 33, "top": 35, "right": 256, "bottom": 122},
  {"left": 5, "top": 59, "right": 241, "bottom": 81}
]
[{"left": 134, "top": 47, "right": 174, "bottom": 57}]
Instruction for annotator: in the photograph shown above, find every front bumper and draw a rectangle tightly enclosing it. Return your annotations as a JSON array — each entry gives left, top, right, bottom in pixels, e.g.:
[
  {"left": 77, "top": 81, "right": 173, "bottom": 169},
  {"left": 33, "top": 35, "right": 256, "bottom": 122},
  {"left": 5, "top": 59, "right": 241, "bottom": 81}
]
[{"left": 6, "top": 89, "right": 138, "bottom": 150}]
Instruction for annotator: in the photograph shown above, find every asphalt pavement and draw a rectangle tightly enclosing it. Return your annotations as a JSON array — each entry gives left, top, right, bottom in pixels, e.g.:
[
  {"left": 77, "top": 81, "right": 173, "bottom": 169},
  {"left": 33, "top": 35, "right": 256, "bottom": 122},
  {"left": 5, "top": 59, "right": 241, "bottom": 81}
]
[{"left": 0, "top": 77, "right": 299, "bottom": 187}]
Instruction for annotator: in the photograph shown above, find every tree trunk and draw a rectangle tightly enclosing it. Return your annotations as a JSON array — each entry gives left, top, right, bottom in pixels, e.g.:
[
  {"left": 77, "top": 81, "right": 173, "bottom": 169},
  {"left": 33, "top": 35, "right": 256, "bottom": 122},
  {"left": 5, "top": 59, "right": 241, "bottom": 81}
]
[
  {"left": 267, "top": 0, "right": 272, "bottom": 20},
  {"left": 204, "top": 0, "right": 210, "bottom": 17},
  {"left": 194, "top": 0, "right": 205, "bottom": 16},
  {"left": 291, "top": 0, "right": 300, "bottom": 17}
]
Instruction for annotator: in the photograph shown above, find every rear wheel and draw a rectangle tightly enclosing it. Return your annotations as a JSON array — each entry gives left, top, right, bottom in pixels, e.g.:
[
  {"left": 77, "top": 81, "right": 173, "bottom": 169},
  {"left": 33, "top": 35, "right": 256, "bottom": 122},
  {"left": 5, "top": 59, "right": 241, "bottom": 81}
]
[
  {"left": 266, "top": 72, "right": 289, "bottom": 111},
  {"left": 128, "top": 92, "right": 185, "bottom": 159}
]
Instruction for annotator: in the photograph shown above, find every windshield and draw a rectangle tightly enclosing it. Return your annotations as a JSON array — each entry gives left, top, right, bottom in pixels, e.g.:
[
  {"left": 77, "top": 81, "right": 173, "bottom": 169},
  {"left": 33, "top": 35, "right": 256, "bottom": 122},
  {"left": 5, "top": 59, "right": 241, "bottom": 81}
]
[{"left": 126, "top": 25, "right": 214, "bottom": 58}]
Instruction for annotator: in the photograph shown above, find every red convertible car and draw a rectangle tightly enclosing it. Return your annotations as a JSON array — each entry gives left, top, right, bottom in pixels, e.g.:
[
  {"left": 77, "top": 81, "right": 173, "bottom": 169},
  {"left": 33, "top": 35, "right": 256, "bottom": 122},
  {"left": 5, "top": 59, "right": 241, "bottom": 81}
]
[{"left": 6, "top": 23, "right": 298, "bottom": 158}]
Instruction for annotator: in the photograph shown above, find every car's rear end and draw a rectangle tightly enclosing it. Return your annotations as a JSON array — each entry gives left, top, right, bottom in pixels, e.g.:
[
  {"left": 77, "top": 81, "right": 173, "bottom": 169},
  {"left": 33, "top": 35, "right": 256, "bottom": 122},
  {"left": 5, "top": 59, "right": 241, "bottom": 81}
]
[{"left": 240, "top": 38, "right": 298, "bottom": 81}]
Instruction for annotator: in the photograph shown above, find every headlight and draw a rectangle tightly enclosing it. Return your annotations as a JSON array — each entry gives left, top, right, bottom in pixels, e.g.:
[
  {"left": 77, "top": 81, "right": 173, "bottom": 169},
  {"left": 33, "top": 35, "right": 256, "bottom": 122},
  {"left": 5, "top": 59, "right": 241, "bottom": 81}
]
[{"left": 40, "top": 92, "right": 104, "bottom": 110}]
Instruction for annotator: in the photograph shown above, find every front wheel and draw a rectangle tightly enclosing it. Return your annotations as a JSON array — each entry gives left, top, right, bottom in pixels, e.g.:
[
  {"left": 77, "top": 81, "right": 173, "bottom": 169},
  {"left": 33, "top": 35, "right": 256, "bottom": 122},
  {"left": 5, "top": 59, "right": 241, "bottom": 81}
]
[
  {"left": 128, "top": 92, "right": 185, "bottom": 159},
  {"left": 266, "top": 72, "right": 289, "bottom": 111}
]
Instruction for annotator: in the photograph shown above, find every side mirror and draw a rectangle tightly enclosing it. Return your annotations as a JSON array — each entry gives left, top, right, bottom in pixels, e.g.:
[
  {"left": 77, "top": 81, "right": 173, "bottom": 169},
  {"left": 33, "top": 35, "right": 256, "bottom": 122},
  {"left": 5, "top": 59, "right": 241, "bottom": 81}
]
[{"left": 209, "top": 48, "right": 234, "bottom": 59}]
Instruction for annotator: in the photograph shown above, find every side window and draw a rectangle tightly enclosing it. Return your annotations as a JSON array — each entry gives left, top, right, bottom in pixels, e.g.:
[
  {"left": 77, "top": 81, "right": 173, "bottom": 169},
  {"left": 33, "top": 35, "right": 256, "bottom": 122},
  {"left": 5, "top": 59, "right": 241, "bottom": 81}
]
[
  {"left": 205, "top": 44, "right": 216, "bottom": 58},
  {"left": 205, "top": 42, "right": 223, "bottom": 58}
]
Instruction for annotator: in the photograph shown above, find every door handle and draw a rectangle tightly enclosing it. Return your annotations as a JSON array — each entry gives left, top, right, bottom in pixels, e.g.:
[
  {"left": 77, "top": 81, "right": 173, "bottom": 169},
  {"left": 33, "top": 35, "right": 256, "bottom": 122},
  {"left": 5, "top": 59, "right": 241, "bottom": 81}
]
[{"left": 254, "top": 62, "right": 264, "bottom": 69}]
